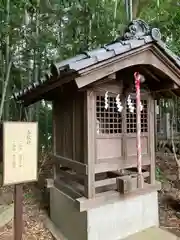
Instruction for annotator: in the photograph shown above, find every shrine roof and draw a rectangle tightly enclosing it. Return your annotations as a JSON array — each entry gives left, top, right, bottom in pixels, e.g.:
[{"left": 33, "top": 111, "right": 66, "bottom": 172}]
[{"left": 13, "top": 19, "right": 180, "bottom": 106}]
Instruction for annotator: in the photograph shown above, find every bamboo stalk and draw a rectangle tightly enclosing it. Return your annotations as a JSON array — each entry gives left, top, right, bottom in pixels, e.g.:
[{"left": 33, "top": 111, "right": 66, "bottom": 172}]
[
  {"left": 113, "top": 0, "right": 118, "bottom": 37},
  {"left": 0, "top": 59, "right": 12, "bottom": 120},
  {"left": 4, "top": 0, "right": 10, "bottom": 120}
]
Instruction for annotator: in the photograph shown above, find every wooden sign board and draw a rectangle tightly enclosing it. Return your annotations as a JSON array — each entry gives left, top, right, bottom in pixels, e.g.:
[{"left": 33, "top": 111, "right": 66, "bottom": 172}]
[{"left": 2, "top": 122, "right": 38, "bottom": 185}]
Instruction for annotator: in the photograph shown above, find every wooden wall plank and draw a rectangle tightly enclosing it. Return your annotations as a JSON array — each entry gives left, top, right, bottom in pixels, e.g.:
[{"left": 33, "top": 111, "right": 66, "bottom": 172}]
[
  {"left": 54, "top": 86, "right": 85, "bottom": 163},
  {"left": 74, "top": 92, "right": 85, "bottom": 163}
]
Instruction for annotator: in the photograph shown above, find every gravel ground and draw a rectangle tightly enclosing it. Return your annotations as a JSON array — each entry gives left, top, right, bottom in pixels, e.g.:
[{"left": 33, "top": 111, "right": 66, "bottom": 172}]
[
  {"left": 157, "top": 154, "right": 180, "bottom": 235},
  {"left": 0, "top": 185, "right": 53, "bottom": 240},
  {"left": 1, "top": 154, "right": 180, "bottom": 239}
]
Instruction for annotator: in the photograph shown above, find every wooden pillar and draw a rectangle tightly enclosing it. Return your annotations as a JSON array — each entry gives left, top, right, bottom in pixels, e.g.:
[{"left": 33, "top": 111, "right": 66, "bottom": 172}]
[
  {"left": 149, "top": 97, "right": 156, "bottom": 184},
  {"left": 122, "top": 98, "right": 127, "bottom": 164},
  {"left": 84, "top": 90, "right": 95, "bottom": 198},
  {"left": 52, "top": 101, "right": 57, "bottom": 180},
  {"left": 14, "top": 184, "right": 23, "bottom": 240},
  {"left": 154, "top": 100, "right": 158, "bottom": 152}
]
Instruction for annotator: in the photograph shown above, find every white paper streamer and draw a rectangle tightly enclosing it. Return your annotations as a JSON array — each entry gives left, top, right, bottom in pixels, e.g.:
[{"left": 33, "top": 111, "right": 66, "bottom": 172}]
[
  {"left": 127, "top": 95, "right": 134, "bottom": 113},
  {"left": 104, "top": 91, "right": 109, "bottom": 110},
  {"left": 116, "top": 94, "right": 123, "bottom": 112}
]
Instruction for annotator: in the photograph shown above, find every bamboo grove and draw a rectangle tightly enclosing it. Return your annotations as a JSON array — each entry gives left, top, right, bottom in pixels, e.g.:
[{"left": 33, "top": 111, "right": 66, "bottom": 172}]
[{"left": 0, "top": 0, "right": 180, "bottom": 150}]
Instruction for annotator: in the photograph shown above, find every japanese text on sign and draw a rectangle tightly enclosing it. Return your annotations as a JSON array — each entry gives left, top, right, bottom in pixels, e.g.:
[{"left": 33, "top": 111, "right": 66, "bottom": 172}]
[{"left": 3, "top": 122, "right": 38, "bottom": 185}]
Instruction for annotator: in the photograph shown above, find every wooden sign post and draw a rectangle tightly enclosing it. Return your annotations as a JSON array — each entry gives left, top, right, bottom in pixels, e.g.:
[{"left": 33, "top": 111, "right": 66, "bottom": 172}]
[{"left": 2, "top": 122, "right": 38, "bottom": 240}]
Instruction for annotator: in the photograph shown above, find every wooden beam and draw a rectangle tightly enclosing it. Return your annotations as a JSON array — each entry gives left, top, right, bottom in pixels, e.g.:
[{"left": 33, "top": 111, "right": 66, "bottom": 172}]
[
  {"left": 57, "top": 168, "right": 84, "bottom": 183},
  {"left": 75, "top": 48, "right": 150, "bottom": 88},
  {"left": 95, "top": 178, "right": 117, "bottom": 188},
  {"left": 111, "top": 170, "right": 150, "bottom": 178},
  {"left": 142, "top": 67, "right": 160, "bottom": 82},
  {"left": 53, "top": 154, "right": 88, "bottom": 175},
  {"left": 54, "top": 179, "right": 82, "bottom": 199},
  {"left": 95, "top": 156, "right": 150, "bottom": 173},
  {"left": 169, "top": 90, "right": 177, "bottom": 97},
  {"left": 76, "top": 182, "right": 161, "bottom": 212},
  {"left": 151, "top": 45, "right": 180, "bottom": 84},
  {"left": 107, "top": 73, "right": 116, "bottom": 80},
  {"left": 78, "top": 44, "right": 151, "bottom": 76},
  {"left": 75, "top": 47, "right": 180, "bottom": 89},
  {"left": 95, "top": 171, "right": 150, "bottom": 189},
  {"left": 172, "top": 89, "right": 180, "bottom": 97}
]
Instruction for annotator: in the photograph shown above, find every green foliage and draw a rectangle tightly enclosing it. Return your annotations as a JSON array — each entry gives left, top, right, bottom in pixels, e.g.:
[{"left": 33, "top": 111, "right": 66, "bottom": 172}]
[
  {"left": 0, "top": 0, "right": 180, "bottom": 149},
  {"left": 156, "top": 167, "right": 164, "bottom": 182}
]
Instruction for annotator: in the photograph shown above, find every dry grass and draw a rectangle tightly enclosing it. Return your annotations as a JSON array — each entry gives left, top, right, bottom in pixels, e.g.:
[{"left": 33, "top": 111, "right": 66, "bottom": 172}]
[{"left": 0, "top": 152, "right": 54, "bottom": 240}]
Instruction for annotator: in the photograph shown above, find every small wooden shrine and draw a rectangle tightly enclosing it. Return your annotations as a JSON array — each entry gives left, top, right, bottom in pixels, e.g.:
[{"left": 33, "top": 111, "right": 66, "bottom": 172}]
[{"left": 15, "top": 20, "right": 180, "bottom": 240}]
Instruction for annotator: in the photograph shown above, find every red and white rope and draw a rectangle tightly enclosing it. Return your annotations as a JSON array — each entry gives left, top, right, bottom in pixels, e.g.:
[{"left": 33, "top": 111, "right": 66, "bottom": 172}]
[{"left": 134, "top": 72, "right": 143, "bottom": 188}]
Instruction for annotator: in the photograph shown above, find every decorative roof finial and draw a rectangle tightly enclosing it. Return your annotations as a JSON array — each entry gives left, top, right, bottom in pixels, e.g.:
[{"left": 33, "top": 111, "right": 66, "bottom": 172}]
[{"left": 122, "top": 19, "right": 161, "bottom": 41}]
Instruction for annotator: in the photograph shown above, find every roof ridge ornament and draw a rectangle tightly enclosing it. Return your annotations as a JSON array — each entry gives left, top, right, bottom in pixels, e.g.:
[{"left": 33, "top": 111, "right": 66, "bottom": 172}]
[{"left": 123, "top": 19, "right": 161, "bottom": 41}]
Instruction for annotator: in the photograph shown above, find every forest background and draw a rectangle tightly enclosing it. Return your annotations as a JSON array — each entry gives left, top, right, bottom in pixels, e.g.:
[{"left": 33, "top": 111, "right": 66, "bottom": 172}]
[{"left": 0, "top": 0, "right": 179, "bottom": 150}]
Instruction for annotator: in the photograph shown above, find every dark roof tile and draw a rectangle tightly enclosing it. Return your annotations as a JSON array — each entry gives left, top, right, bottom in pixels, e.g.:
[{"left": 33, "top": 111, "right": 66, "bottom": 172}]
[
  {"left": 13, "top": 19, "right": 180, "bottom": 102},
  {"left": 125, "top": 39, "right": 147, "bottom": 49},
  {"left": 55, "top": 54, "right": 87, "bottom": 70},
  {"left": 84, "top": 48, "right": 115, "bottom": 62},
  {"left": 105, "top": 42, "right": 131, "bottom": 55},
  {"left": 68, "top": 56, "right": 98, "bottom": 71}
]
